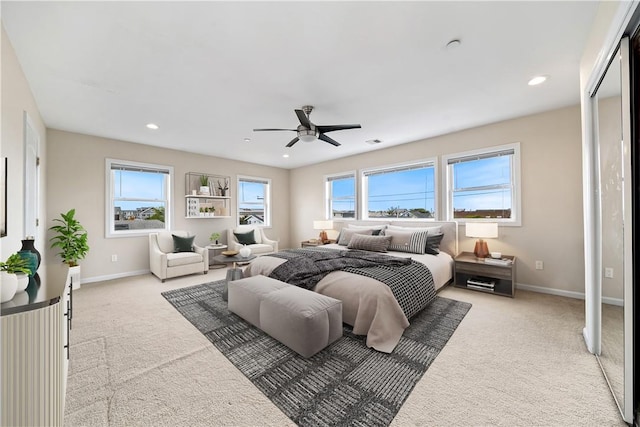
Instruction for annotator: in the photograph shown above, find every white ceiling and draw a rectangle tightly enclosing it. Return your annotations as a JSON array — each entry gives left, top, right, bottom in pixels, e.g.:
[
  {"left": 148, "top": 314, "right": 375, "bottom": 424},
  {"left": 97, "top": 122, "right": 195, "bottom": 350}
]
[{"left": 2, "top": 1, "right": 599, "bottom": 169}]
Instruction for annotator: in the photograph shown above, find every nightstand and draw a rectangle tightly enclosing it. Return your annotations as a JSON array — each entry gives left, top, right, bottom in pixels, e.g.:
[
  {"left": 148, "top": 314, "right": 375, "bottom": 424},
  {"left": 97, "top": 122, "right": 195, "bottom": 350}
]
[
  {"left": 301, "top": 240, "right": 335, "bottom": 247},
  {"left": 453, "top": 252, "right": 516, "bottom": 297}
]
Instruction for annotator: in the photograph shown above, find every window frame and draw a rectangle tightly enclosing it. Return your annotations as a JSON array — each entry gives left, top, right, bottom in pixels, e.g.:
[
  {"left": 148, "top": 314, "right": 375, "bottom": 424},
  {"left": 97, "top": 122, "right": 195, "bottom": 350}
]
[
  {"left": 105, "top": 158, "right": 173, "bottom": 238},
  {"left": 441, "top": 142, "right": 521, "bottom": 226},
  {"left": 360, "top": 158, "right": 438, "bottom": 221},
  {"left": 324, "top": 171, "right": 357, "bottom": 220},
  {"left": 237, "top": 175, "right": 272, "bottom": 227}
]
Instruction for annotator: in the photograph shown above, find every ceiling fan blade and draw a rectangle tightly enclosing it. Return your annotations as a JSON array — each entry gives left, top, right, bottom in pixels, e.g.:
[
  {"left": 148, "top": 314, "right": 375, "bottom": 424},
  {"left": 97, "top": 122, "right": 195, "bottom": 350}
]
[
  {"left": 318, "top": 133, "right": 341, "bottom": 147},
  {"left": 295, "top": 109, "right": 312, "bottom": 129},
  {"left": 317, "top": 124, "right": 362, "bottom": 133},
  {"left": 286, "top": 137, "right": 300, "bottom": 148},
  {"left": 253, "top": 128, "right": 297, "bottom": 132}
]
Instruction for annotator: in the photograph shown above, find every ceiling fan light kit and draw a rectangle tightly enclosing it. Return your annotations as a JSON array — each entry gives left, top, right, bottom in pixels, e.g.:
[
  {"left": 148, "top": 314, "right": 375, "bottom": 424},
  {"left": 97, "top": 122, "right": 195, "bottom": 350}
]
[{"left": 253, "top": 105, "right": 361, "bottom": 148}]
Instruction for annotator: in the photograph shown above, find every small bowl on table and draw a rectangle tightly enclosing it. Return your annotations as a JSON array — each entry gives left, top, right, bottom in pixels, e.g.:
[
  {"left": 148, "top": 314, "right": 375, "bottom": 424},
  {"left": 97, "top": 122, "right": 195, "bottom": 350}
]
[{"left": 221, "top": 250, "right": 239, "bottom": 257}]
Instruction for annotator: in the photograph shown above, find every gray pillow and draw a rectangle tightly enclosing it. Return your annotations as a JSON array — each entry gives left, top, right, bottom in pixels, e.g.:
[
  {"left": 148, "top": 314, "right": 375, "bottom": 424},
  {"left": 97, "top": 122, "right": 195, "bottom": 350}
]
[
  {"left": 234, "top": 230, "right": 256, "bottom": 245},
  {"left": 425, "top": 232, "right": 444, "bottom": 255},
  {"left": 385, "top": 229, "right": 429, "bottom": 254},
  {"left": 172, "top": 234, "right": 195, "bottom": 252},
  {"left": 347, "top": 234, "right": 392, "bottom": 252},
  {"left": 337, "top": 228, "right": 373, "bottom": 246}
]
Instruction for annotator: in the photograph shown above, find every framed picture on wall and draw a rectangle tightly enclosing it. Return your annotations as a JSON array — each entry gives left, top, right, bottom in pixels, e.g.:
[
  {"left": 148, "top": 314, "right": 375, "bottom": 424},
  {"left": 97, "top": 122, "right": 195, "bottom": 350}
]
[{"left": 1, "top": 157, "right": 6, "bottom": 238}]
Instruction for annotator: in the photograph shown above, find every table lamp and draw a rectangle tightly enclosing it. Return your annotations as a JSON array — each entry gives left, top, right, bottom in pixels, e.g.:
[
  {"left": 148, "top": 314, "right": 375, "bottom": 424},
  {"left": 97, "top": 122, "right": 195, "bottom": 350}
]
[
  {"left": 313, "top": 220, "right": 334, "bottom": 243},
  {"left": 465, "top": 222, "right": 498, "bottom": 258}
]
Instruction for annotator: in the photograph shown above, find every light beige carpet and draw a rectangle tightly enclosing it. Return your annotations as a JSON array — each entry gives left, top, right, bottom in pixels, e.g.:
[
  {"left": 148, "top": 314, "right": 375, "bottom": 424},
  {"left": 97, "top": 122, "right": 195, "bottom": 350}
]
[{"left": 64, "top": 270, "right": 624, "bottom": 426}]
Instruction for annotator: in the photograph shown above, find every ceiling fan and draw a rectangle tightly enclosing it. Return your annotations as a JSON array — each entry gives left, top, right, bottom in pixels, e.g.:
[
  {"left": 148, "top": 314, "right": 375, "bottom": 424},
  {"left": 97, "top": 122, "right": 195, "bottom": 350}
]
[{"left": 253, "top": 105, "right": 361, "bottom": 147}]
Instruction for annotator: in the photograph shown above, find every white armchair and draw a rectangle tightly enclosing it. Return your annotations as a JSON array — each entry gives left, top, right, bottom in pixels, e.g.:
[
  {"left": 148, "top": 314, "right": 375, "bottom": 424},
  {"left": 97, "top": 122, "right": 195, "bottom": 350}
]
[
  {"left": 149, "top": 231, "right": 208, "bottom": 282},
  {"left": 227, "top": 226, "right": 278, "bottom": 256}
]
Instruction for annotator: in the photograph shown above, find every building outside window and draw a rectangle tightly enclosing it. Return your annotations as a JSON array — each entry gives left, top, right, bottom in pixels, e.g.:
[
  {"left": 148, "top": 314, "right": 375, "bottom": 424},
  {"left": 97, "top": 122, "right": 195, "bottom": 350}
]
[
  {"left": 442, "top": 142, "right": 521, "bottom": 225},
  {"left": 106, "top": 159, "right": 172, "bottom": 237},
  {"left": 361, "top": 160, "right": 436, "bottom": 220},
  {"left": 237, "top": 176, "right": 271, "bottom": 226},
  {"left": 325, "top": 172, "right": 356, "bottom": 219}
]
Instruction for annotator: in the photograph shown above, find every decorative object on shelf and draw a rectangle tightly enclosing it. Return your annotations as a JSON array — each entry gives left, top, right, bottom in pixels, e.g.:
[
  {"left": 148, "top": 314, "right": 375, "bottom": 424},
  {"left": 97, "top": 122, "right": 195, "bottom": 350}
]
[
  {"left": 17, "top": 250, "right": 38, "bottom": 277},
  {"left": 209, "top": 232, "right": 221, "bottom": 245},
  {"left": 20, "top": 237, "right": 41, "bottom": 270},
  {"left": 465, "top": 222, "right": 498, "bottom": 258},
  {"left": 15, "top": 273, "right": 29, "bottom": 292},
  {"left": 49, "top": 208, "right": 90, "bottom": 267},
  {"left": 222, "top": 250, "right": 239, "bottom": 257},
  {"left": 239, "top": 245, "right": 252, "bottom": 258},
  {"left": 0, "top": 253, "right": 31, "bottom": 302},
  {"left": 313, "top": 220, "right": 334, "bottom": 244},
  {"left": 217, "top": 178, "right": 229, "bottom": 197},
  {"left": 199, "top": 175, "right": 210, "bottom": 195}
]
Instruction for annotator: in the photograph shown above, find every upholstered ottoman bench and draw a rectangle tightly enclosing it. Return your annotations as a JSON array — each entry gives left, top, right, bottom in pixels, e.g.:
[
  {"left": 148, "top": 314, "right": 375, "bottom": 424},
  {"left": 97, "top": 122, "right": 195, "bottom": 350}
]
[{"left": 228, "top": 275, "right": 343, "bottom": 358}]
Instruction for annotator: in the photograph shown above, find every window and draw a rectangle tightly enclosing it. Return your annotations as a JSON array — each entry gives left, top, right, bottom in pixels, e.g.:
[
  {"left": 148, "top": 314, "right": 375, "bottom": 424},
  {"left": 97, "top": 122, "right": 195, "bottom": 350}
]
[
  {"left": 361, "top": 160, "right": 436, "bottom": 220},
  {"left": 237, "top": 176, "right": 271, "bottom": 226},
  {"left": 325, "top": 172, "right": 356, "bottom": 219},
  {"left": 443, "top": 143, "right": 521, "bottom": 225},
  {"left": 105, "top": 159, "right": 172, "bottom": 237}
]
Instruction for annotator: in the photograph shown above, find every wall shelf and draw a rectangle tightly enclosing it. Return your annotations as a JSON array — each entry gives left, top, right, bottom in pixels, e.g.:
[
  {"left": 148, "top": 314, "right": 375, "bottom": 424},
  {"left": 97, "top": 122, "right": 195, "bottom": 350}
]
[{"left": 185, "top": 172, "right": 231, "bottom": 218}]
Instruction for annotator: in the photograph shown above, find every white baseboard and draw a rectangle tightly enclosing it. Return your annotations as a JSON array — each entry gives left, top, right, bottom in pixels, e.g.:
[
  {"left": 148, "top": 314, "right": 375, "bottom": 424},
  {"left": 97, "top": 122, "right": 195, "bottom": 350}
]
[
  {"left": 516, "top": 282, "right": 623, "bottom": 306},
  {"left": 82, "top": 269, "right": 150, "bottom": 284}
]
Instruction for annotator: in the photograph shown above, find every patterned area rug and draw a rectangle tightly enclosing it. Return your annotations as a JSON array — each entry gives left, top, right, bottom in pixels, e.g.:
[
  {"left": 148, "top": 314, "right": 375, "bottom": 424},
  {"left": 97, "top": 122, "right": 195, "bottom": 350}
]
[{"left": 162, "top": 280, "right": 471, "bottom": 426}]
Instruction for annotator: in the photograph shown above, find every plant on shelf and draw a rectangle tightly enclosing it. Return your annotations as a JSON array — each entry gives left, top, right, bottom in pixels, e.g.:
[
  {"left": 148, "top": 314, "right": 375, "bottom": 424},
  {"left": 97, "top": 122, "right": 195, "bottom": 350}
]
[
  {"left": 49, "top": 209, "right": 90, "bottom": 267},
  {"left": 209, "top": 232, "right": 221, "bottom": 245},
  {"left": 0, "top": 253, "right": 31, "bottom": 275},
  {"left": 199, "top": 175, "right": 210, "bottom": 195}
]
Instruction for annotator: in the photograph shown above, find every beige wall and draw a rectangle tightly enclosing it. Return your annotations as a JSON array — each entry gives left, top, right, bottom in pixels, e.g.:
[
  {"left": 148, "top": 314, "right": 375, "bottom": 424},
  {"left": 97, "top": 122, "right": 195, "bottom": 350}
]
[
  {"left": 290, "top": 105, "right": 585, "bottom": 294},
  {"left": 0, "top": 26, "right": 48, "bottom": 275},
  {"left": 45, "top": 129, "right": 290, "bottom": 282}
]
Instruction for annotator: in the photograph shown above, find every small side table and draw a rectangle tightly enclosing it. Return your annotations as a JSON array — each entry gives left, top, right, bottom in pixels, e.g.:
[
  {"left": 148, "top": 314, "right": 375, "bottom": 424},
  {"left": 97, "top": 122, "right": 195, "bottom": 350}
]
[
  {"left": 454, "top": 252, "right": 517, "bottom": 297},
  {"left": 206, "top": 244, "right": 228, "bottom": 269},
  {"left": 301, "top": 240, "right": 336, "bottom": 247}
]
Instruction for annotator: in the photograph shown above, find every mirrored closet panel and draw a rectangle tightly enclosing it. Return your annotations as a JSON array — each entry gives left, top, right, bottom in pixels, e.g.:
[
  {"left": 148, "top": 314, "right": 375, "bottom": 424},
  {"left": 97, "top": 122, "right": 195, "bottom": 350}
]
[
  {"left": 592, "top": 38, "right": 633, "bottom": 423},
  {"left": 595, "top": 45, "right": 625, "bottom": 412}
]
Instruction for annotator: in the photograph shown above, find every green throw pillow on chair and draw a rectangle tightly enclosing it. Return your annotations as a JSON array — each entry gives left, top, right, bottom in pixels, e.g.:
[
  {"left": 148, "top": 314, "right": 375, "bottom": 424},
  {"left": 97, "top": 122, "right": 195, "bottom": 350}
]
[
  {"left": 234, "top": 230, "right": 256, "bottom": 245},
  {"left": 172, "top": 234, "right": 195, "bottom": 252}
]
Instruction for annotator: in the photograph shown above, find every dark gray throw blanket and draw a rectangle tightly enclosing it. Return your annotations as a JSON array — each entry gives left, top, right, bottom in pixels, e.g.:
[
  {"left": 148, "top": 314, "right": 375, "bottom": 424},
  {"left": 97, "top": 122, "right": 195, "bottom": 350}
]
[{"left": 269, "top": 248, "right": 436, "bottom": 319}]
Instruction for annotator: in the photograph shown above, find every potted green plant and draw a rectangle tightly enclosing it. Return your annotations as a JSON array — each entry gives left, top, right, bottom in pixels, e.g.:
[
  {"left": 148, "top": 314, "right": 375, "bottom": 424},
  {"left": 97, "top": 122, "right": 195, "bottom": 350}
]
[
  {"left": 209, "top": 232, "right": 221, "bottom": 245},
  {"left": 199, "top": 175, "right": 210, "bottom": 195},
  {"left": 50, "top": 209, "right": 90, "bottom": 267},
  {"left": 50, "top": 209, "right": 89, "bottom": 290},
  {"left": 0, "top": 254, "right": 31, "bottom": 302}
]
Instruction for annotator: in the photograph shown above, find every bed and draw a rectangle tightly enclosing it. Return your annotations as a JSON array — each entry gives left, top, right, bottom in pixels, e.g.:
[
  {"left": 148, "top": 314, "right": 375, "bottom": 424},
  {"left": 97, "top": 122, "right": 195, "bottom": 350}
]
[{"left": 243, "top": 220, "right": 458, "bottom": 353}]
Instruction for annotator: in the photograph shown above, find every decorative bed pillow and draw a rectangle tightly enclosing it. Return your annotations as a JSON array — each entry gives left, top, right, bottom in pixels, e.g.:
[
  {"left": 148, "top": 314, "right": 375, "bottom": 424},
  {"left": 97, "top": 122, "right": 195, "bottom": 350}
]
[
  {"left": 386, "top": 224, "right": 442, "bottom": 235},
  {"left": 234, "top": 230, "right": 257, "bottom": 245},
  {"left": 425, "top": 232, "right": 444, "bottom": 255},
  {"left": 347, "top": 224, "right": 387, "bottom": 235},
  {"left": 337, "top": 228, "right": 373, "bottom": 246},
  {"left": 385, "top": 229, "right": 429, "bottom": 254},
  {"left": 172, "top": 234, "right": 195, "bottom": 252},
  {"left": 347, "top": 234, "right": 392, "bottom": 252}
]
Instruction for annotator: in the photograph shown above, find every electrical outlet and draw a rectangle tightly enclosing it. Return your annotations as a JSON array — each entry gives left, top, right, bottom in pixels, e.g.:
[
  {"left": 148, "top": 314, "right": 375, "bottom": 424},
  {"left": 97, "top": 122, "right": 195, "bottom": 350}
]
[
  {"left": 111, "top": 254, "right": 118, "bottom": 262},
  {"left": 604, "top": 267, "right": 614, "bottom": 279},
  {"left": 535, "top": 261, "right": 544, "bottom": 270}
]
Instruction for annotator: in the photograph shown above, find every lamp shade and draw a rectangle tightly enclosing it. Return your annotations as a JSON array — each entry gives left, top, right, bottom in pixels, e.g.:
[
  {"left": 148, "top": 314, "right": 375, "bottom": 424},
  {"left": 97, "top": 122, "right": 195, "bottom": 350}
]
[
  {"left": 465, "top": 222, "right": 498, "bottom": 239},
  {"left": 313, "top": 220, "right": 334, "bottom": 230}
]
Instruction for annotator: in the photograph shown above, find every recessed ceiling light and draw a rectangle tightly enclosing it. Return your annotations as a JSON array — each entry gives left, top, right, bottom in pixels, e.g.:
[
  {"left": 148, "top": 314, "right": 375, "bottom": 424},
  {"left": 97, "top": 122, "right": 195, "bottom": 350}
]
[
  {"left": 146, "top": 123, "right": 159, "bottom": 130},
  {"left": 282, "top": 154, "right": 289, "bottom": 158},
  {"left": 366, "top": 139, "right": 383, "bottom": 145},
  {"left": 528, "top": 75, "right": 548, "bottom": 86},
  {"left": 244, "top": 137, "right": 251, "bottom": 143}
]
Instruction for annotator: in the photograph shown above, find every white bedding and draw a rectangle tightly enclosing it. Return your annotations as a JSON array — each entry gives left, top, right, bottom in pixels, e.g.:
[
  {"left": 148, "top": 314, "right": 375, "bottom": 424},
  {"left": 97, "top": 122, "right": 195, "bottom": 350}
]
[{"left": 243, "top": 246, "right": 453, "bottom": 353}]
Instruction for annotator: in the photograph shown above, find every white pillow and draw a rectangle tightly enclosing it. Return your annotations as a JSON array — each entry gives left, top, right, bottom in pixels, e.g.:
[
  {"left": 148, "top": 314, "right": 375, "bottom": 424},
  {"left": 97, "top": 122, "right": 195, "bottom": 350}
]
[
  {"left": 386, "top": 224, "right": 441, "bottom": 235},
  {"left": 347, "top": 223, "right": 388, "bottom": 231}
]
